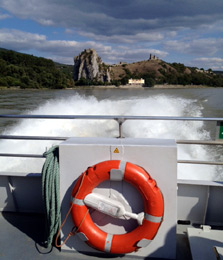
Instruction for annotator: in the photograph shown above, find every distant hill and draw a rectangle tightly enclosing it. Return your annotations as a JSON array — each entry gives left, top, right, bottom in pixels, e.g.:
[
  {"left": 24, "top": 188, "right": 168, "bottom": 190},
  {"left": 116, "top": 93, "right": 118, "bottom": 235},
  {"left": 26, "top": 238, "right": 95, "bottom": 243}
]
[
  {"left": 73, "top": 49, "right": 223, "bottom": 87},
  {"left": 108, "top": 56, "right": 223, "bottom": 87},
  {"left": 0, "top": 48, "right": 74, "bottom": 89}
]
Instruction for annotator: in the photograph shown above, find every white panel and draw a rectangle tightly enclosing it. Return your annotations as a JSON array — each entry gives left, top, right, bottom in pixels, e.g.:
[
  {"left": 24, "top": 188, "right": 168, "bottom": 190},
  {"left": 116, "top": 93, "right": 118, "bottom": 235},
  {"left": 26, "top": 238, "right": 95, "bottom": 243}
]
[
  {"left": 59, "top": 137, "right": 177, "bottom": 259},
  {"left": 177, "top": 184, "right": 208, "bottom": 223}
]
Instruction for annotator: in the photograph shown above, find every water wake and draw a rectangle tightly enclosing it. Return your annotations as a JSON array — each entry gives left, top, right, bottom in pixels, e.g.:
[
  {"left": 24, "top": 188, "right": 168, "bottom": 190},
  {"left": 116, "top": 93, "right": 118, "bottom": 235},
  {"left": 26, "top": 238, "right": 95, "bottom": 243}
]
[{"left": 0, "top": 93, "right": 218, "bottom": 180}]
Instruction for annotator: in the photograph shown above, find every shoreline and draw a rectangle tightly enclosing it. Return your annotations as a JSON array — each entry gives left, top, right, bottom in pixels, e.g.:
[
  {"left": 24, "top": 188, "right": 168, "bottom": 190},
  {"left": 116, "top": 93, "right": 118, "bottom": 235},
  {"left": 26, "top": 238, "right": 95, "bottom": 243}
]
[
  {"left": 0, "top": 84, "right": 219, "bottom": 90},
  {"left": 68, "top": 84, "right": 216, "bottom": 89},
  {"left": 153, "top": 84, "right": 212, "bottom": 89}
]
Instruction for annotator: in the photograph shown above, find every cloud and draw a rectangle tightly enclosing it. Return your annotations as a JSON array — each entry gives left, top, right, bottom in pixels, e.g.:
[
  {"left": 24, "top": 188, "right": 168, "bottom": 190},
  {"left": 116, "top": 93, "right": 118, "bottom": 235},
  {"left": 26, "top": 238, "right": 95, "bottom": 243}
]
[
  {"left": 0, "top": 29, "right": 46, "bottom": 49},
  {"left": 65, "top": 29, "right": 75, "bottom": 35},
  {"left": 1, "top": 0, "right": 223, "bottom": 36},
  {"left": 192, "top": 57, "right": 223, "bottom": 70},
  {"left": 79, "top": 31, "right": 164, "bottom": 44},
  {"left": 164, "top": 38, "right": 223, "bottom": 56},
  {"left": 106, "top": 48, "right": 168, "bottom": 63},
  {"left": 0, "top": 1, "right": 222, "bottom": 70},
  {"left": 0, "top": 28, "right": 168, "bottom": 65},
  {"left": 0, "top": 29, "right": 110, "bottom": 64},
  {"left": 0, "top": 12, "right": 11, "bottom": 19},
  {"left": 0, "top": 29, "right": 167, "bottom": 64}
]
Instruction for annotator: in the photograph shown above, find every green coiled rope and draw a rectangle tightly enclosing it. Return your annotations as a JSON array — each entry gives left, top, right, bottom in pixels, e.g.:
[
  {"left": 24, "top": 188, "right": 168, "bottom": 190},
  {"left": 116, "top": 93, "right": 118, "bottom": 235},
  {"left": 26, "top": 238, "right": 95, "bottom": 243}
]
[{"left": 41, "top": 145, "right": 61, "bottom": 248}]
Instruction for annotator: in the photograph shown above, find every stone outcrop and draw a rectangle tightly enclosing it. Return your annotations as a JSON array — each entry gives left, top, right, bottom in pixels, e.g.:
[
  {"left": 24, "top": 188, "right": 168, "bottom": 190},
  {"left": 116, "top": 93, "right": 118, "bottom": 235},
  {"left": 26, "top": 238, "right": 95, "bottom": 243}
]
[{"left": 73, "top": 49, "right": 111, "bottom": 83}]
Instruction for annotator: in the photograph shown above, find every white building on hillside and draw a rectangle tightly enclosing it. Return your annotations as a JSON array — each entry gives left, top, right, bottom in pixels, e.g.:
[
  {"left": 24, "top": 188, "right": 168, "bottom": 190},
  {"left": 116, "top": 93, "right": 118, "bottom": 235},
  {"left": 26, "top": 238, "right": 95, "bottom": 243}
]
[{"left": 128, "top": 78, "right": 145, "bottom": 85}]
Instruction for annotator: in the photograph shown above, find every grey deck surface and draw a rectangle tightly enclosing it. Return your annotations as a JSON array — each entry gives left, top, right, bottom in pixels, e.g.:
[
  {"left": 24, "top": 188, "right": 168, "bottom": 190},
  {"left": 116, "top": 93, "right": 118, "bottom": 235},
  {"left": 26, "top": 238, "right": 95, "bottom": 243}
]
[{"left": 0, "top": 212, "right": 192, "bottom": 260}]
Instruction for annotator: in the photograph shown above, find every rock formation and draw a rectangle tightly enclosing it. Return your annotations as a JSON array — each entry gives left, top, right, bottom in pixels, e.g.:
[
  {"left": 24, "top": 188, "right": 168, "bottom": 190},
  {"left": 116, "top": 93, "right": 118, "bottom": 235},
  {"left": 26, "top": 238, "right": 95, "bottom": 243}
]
[{"left": 73, "top": 49, "right": 111, "bottom": 83}]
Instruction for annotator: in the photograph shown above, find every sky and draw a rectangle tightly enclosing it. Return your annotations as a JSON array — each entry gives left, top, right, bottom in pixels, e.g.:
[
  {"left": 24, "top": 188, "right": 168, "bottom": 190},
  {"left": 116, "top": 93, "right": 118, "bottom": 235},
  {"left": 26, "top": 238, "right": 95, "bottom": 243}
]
[{"left": 0, "top": 0, "right": 223, "bottom": 70}]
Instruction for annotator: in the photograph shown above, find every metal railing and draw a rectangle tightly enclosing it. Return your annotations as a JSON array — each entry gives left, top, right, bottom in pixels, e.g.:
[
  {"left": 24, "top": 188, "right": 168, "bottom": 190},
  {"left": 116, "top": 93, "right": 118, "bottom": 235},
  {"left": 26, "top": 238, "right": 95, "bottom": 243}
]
[{"left": 0, "top": 114, "right": 223, "bottom": 165}]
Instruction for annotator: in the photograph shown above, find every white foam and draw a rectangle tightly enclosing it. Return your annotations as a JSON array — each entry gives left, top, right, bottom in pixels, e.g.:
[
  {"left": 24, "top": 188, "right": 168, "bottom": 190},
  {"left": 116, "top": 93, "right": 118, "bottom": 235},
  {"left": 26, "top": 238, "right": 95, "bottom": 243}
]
[{"left": 0, "top": 93, "right": 217, "bottom": 180}]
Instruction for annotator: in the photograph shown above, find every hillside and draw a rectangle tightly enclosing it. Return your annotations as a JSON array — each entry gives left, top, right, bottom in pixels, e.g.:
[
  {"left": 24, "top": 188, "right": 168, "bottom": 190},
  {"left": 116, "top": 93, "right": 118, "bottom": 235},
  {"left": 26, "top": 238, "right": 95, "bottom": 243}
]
[
  {"left": 73, "top": 49, "right": 223, "bottom": 87},
  {"left": 109, "top": 59, "right": 223, "bottom": 87},
  {"left": 0, "top": 48, "right": 74, "bottom": 89}
]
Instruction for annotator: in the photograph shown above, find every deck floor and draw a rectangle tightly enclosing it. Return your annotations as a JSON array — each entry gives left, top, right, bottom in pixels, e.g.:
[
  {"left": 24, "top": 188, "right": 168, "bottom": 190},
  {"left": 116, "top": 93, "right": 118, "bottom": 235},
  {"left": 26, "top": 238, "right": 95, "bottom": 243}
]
[{"left": 0, "top": 212, "right": 192, "bottom": 260}]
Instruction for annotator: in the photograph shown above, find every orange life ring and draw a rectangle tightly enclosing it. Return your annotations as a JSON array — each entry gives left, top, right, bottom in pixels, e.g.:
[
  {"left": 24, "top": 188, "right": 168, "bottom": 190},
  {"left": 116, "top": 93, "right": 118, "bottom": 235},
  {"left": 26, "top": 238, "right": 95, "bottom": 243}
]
[{"left": 70, "top": 160, "right": 164, "bottom": 254}]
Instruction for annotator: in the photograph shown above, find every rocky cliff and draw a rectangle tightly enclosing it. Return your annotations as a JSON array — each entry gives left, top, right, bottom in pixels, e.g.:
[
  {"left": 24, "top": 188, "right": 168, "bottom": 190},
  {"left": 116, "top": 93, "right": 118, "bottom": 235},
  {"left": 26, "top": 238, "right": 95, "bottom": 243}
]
[{"left": 73, "top": 49, "right": 111, "bottom": 83}]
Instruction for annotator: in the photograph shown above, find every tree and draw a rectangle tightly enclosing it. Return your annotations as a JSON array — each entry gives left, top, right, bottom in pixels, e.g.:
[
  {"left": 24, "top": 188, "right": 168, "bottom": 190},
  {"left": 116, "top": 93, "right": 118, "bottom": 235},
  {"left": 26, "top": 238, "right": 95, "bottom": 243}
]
[{"left": 144, "top": 77, "right": 155, "bottom": 87}]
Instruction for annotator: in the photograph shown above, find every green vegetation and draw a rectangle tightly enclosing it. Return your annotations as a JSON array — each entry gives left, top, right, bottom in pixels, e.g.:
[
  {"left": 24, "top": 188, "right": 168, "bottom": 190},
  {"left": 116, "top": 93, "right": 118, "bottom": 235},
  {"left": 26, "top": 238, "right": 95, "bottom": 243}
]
[
  {"left": 114, "top": 61, "right": 223, "bottom": 87},
  {"left": 0, "top": 48, "right": 74, "bottom": 89},
  {"left": 158, "top": 62, "right": 223, "bottom": 87}
]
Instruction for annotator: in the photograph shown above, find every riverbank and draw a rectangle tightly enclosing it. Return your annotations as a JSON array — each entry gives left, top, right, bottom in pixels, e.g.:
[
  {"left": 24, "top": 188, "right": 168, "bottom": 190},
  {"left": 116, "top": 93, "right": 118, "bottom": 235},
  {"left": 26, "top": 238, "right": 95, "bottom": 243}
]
[
  {"left": 68, "top": 84, "right": 213, "bottom": 89},
  {"left": 72, "top": 84, "right": 214, "bottom": 89},
  {"left": 0, "top": 84, "right": 219, "bottom": 90}
]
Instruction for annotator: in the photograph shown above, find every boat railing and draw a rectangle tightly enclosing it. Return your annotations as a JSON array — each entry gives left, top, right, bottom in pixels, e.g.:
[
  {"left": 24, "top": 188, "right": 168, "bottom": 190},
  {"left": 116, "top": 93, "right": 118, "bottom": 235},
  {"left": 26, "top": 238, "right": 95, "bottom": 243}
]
[{"left": 0, "top": 114, "right": 223, "bottom": 166}]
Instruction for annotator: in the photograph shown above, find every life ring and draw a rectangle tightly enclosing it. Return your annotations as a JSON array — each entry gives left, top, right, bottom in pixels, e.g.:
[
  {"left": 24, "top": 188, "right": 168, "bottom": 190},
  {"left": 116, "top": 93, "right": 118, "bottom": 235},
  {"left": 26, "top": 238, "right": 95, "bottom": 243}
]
[{"left": 70, "top": 160, "right": 164, "bottom": 254}]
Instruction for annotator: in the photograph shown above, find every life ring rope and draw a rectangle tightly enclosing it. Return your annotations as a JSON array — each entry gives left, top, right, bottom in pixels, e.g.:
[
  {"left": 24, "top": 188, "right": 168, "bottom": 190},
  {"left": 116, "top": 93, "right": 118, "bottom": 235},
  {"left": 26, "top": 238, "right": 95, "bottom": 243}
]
[{"left": 55, "top": 171, "right": 89, "bottom": 247}]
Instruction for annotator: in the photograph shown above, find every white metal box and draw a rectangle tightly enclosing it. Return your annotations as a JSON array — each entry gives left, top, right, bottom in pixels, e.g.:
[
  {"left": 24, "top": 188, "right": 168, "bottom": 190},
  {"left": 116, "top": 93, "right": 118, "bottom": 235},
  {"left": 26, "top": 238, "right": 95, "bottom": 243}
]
[{"left": 59, "top": 137, "right": 177, "bottom": 259}]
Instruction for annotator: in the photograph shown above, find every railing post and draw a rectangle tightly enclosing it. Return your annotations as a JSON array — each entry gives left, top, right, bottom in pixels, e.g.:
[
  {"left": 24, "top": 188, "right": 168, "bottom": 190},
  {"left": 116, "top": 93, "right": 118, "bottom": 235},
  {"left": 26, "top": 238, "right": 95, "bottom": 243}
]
[{"left": 115, "top": 118, "right": 126, "bottom": 138}]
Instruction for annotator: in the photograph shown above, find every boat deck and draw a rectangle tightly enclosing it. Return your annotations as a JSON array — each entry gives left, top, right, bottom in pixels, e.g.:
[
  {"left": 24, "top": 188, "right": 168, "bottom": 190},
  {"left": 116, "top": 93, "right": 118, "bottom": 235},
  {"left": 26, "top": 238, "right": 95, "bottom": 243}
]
[
  {"left": 1, "top": 115, "right": 223, "bottom": 259},
  {"left": 0, "top": 212, "right": 192, "bottom": 260}
]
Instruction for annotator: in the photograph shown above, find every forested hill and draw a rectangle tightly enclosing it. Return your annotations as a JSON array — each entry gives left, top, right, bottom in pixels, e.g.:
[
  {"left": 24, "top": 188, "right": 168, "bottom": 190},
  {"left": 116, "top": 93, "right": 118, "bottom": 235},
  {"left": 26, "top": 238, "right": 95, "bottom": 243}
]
[{"left": 0, "top": 48, "right": 74, "bottom": 89}]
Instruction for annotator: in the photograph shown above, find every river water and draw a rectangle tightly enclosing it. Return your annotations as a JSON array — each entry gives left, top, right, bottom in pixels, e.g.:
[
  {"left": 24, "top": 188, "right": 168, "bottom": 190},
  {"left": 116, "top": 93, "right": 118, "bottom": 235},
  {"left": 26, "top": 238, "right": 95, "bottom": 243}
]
[{"left": 0, "top": 87, "right": 223, "bottom": 180}]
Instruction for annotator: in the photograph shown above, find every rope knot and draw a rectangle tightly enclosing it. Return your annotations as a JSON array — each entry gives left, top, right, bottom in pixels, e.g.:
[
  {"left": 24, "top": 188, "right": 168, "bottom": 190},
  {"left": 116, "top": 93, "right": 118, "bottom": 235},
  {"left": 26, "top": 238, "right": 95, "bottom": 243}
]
[{"left": 43, "top": 145, "right": 59, "bottom": 158}]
